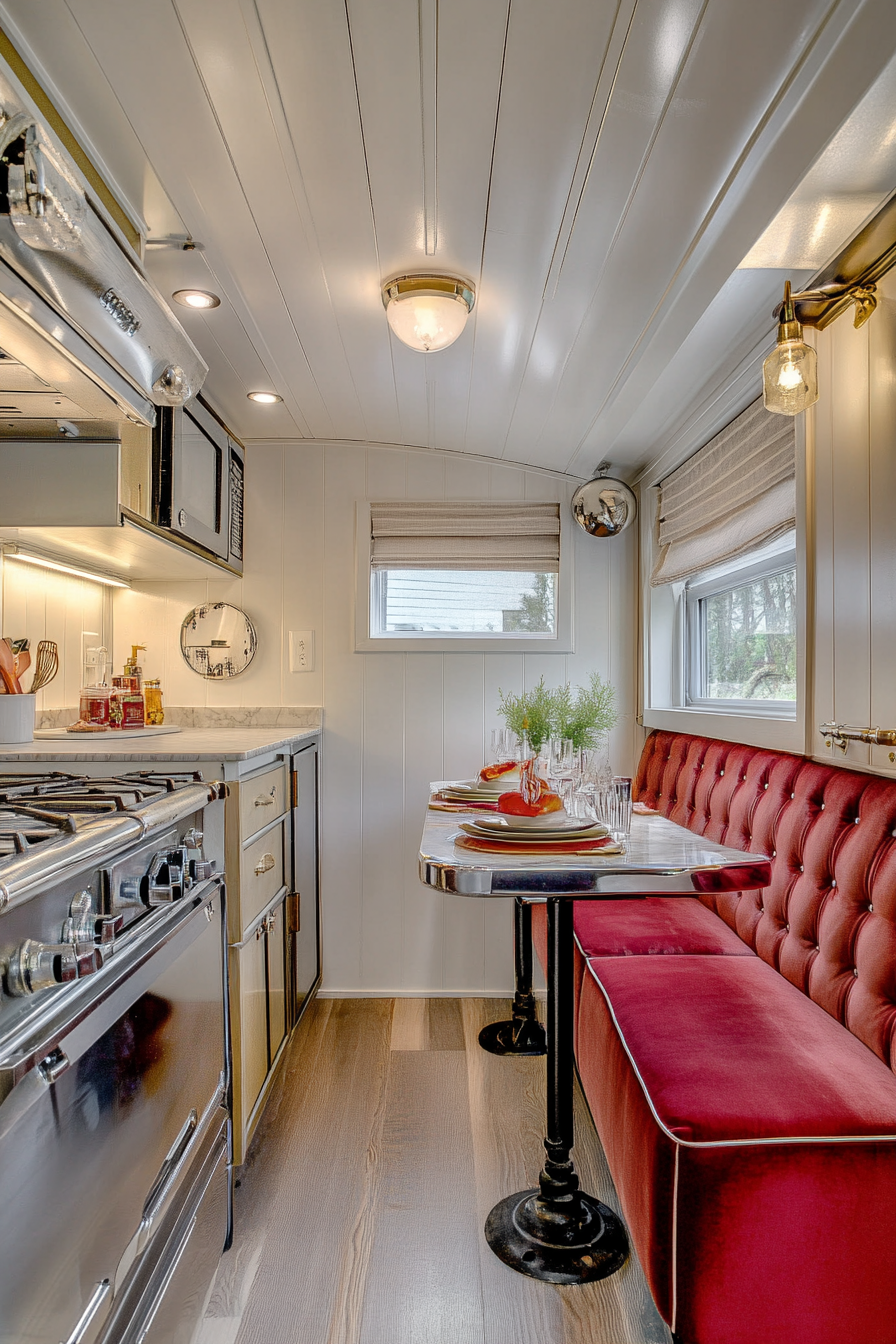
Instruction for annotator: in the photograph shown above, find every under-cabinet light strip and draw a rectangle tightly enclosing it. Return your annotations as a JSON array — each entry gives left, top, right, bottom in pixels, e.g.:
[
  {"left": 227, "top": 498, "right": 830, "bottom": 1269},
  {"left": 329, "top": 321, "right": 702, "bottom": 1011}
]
[{"left": 3, "top": 549, "right": 130, "bottom": 589}]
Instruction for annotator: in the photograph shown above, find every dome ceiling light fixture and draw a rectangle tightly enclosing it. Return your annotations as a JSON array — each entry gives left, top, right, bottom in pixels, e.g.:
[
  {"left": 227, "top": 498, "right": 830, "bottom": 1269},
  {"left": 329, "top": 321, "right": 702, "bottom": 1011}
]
[
  {"left": 381, "top": 274, "right": 475, "bottom": 352},
  {"left": 571, "top": 463, "right": 637, "bottom": 538},
  {"left": 172, "top": 288, "right": 221, "bottom": 310},
  {"left": 247, "top": 390, "right": 282, "bottom": 404}
]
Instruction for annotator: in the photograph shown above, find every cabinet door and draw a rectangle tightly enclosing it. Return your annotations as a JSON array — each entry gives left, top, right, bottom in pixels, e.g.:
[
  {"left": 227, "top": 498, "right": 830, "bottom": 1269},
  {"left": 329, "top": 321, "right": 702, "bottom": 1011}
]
[
  {"left": 291, "top": 743, "right": 320, "bottom": 1012},
  {"left": 235, "top": 926, "right": 269, "bottom": 1124},
  {"left": 266, "top": 901, "right": 287, "bottom": 1063}
]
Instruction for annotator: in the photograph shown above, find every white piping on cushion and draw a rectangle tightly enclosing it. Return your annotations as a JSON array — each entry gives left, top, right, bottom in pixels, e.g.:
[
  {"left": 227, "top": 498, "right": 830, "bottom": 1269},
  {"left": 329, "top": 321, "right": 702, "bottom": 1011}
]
[
  {"left": 583, "top": 959, "right": 896, "bottom": 1149},
  {"left": 672, "top": 1144, "right": 679, "bottom": 1335}
]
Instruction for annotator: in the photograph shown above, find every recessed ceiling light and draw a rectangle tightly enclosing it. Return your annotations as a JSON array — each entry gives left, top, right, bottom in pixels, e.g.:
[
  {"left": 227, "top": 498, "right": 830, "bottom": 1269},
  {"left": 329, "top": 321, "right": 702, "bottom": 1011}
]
[
  {"left": 172, "top": 289, "right": 221, "bottom": 310},
  {"left": 247, "top": 391, "right": 283, "bottom": 404}
]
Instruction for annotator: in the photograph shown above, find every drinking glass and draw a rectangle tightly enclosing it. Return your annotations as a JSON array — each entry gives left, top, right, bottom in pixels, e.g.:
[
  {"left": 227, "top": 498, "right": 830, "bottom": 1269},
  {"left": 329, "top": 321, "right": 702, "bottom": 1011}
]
[
  {"left": 607, "top": 776, "right": 633, "bottom": 838},
  {"left": 490, "top": 728, "right": 517, "bottom": 762}
]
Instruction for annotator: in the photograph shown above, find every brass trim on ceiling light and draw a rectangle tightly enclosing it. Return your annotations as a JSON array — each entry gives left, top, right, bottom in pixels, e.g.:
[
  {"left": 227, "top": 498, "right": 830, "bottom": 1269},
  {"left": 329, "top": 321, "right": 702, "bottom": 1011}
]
[{"left": 381, "top": 274, "right": 476, "bottom": 313}]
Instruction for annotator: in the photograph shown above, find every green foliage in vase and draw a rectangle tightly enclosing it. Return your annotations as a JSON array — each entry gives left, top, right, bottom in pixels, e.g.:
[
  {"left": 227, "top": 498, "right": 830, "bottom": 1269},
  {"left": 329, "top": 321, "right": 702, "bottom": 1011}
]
[
  {"left": 497, "top": 676, "right": 554, "bottom": 753},
  {"left": 551, "top": 672, "right": 617, "bottom": 750},
  {"left": 497, "top": 672, "right": 617, "bottom": 754}
]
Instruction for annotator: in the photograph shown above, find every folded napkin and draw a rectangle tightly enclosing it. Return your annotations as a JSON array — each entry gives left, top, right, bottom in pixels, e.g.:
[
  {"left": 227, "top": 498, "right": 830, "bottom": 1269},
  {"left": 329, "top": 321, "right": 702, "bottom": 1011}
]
[
  {"left": 454, "top": 834, "right": 623, "bottom": 856},
  {"left": 632, "top": 801, "right": 659, "bottom": 816},
  {"left": 430, "top": 792, "right": 499, "bottom": 811}
]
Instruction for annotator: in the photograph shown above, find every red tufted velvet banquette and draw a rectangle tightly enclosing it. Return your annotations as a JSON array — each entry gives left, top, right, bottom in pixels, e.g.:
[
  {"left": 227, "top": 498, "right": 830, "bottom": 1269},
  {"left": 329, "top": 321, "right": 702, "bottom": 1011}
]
[{"left": 532, "top": 730, "right": 896, "bottom": 1344}]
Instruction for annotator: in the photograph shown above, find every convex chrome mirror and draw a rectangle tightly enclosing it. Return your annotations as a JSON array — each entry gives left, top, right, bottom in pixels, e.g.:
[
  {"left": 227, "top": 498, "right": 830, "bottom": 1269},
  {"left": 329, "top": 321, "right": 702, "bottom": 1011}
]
[
  {"left": 181, "top": 602, "right": 257, "bottom": 678},
  {"left": 571, "top": 466, "right": 637, "bottom": 538}
]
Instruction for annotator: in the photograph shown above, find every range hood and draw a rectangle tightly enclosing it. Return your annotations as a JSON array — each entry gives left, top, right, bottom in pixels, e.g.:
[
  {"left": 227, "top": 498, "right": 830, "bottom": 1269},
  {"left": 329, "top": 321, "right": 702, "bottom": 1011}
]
[{"left": 0, "top": 58, "right": 207, "bottom": 427}]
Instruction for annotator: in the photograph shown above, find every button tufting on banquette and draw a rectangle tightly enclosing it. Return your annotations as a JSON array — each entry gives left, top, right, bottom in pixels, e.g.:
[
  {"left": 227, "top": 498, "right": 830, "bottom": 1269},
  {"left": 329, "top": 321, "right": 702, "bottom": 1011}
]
[{"left": 530, "top": 730, "right": 896, "bottom": 1344}]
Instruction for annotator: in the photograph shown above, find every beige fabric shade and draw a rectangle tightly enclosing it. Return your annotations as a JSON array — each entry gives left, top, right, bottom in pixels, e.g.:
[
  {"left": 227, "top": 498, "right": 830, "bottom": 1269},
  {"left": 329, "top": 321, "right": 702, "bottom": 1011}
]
[
  {"left": 370, "top": 501, "right": 561, "bottom": 572},
  {"left": 651, "top": 399, "right": 795, "bottom": 586}
]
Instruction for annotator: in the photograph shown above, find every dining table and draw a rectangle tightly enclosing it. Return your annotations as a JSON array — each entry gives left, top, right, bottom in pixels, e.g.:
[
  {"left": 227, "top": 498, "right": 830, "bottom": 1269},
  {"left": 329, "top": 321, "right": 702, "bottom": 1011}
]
[{"left": 418, "top": 804, "right": 772, "bottom": 1286}]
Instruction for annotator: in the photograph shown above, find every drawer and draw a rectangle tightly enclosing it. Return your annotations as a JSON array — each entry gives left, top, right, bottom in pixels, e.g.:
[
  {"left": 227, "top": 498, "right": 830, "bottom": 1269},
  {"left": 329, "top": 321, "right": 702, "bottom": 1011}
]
[
  {"left": 240, "top": 822, "right": 285, "bottom": 932},
  {"left": 240, "top": 763, "right": 288, "bottom": 837}
]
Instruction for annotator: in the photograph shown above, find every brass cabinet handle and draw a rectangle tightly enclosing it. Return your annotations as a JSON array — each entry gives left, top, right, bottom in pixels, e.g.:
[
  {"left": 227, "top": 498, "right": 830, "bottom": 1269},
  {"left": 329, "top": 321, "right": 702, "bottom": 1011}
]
[{"left": 254, "top": 853, "right": 275, "bottom": 876}]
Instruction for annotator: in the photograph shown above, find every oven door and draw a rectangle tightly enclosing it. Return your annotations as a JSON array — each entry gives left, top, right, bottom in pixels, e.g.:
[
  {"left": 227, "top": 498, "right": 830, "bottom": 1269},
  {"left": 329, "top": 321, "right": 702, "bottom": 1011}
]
[
  {"left": 154, "top": 400, "right": 230, "bottom": 560},
  {"left": 0, "top": 879, "right": 228, "bottom": 1344}
]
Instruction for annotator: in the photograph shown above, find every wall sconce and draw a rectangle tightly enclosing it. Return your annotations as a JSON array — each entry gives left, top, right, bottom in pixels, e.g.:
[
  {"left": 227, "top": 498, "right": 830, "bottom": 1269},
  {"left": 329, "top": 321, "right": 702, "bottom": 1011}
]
[
  {"left": 381, "top": 274, "right": 475, "bottom": 352},
  {"left": 763, "top": 278, "right": 878, "bottom": 417}
]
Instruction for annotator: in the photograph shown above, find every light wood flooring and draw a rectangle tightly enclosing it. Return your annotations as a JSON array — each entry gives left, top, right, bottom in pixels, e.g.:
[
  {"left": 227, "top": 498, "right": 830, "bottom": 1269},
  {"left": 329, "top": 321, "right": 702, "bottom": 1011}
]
[{"left": 199, "top": 998, "right": 672, "bottom": 1344}]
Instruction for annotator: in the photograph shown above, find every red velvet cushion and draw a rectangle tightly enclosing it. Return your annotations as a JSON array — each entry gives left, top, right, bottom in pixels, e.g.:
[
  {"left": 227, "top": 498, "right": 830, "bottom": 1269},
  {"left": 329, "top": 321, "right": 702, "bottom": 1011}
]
[
  {"left": 572, "top": 897, "right": 753, "bottom": 959},
  {"left": 588, "top": 954, "right": 896, "bottom": 1141},
  {"left": 577, "top": 955, "right": 896, "bottom": 1343}
]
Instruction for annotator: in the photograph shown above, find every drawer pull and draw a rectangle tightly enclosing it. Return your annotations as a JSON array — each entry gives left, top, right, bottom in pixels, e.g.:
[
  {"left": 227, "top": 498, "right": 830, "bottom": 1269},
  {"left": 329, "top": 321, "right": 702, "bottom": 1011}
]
[
  {"left": 254, "top": 789, "right": 276, "bottom": 808},
  {"left": 254, "top": 853, "right": 275, "bottom": 877}
]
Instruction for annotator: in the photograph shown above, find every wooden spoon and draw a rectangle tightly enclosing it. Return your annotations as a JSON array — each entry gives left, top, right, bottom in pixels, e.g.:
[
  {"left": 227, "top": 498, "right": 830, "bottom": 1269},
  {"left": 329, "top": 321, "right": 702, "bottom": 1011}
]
[
  {"left": 0, "top": 639, "right": 19, "bottom": 695},
  {"left": 14, "top": 648, "right": 31, "bottom": 692}
]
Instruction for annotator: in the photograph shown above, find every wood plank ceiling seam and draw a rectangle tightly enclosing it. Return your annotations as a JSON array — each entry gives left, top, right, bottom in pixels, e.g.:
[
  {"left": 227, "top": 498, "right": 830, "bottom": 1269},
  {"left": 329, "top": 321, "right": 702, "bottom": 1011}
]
[
  {"left": 170, "top": 0, "right": 340, "bottom": 436},
  {"left": 520, "top": 0, "right": 859, "bottom": 477},
  {"left": 418, "top": 0, "right": 437, "bottom": 257},
  {"left": 496, "top": 0, "right": 705, "bottom": 471},
  {"left": 63, "top": 0, "right": 326, "bottom": 439}
]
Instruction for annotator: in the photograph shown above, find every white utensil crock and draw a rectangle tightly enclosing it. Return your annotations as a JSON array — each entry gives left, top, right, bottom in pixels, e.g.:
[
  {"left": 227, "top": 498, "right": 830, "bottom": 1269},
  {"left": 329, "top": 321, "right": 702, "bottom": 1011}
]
[{"left": 0, "top": 693, "right": 35, "bottom": 743}]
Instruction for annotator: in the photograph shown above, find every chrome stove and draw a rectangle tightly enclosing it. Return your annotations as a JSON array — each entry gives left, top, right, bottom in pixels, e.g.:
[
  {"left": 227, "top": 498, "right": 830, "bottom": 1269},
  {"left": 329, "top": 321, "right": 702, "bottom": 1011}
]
[{"left": 0, "top": 770, "right": 230, "bottom": 1344}]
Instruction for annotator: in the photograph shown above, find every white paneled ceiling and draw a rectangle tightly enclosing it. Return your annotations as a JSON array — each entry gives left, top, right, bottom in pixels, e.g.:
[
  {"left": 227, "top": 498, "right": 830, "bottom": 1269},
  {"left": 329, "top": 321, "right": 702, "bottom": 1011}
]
[{"left": 1, "top": 0, "right": 895, "bottom": 478}]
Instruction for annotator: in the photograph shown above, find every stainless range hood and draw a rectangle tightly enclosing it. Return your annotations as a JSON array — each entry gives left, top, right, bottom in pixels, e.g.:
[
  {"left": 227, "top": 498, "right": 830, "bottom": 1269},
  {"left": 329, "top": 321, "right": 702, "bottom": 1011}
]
[{"left": 0, "top": 59, "right": 207, "bottom": 427}]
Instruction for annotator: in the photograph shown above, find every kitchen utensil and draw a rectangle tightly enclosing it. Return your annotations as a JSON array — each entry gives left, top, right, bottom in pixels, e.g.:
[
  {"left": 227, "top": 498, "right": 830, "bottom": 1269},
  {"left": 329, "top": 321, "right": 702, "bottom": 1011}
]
[
  {"left": 14, "top": 648, "right": 31, "bottom": 691},
  {"left": 30, "top": 640, "right": 59, "bottom": 693},
  {"left": 0, "top": 639, "right": 19, "bottom": 695}
]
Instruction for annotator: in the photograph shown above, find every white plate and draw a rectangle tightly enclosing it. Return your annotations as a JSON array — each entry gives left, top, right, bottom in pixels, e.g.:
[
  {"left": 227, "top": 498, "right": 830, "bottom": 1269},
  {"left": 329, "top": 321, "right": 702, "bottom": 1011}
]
[
  {"left": 473, "top": 812, "right": 584, "bottom": 832},
  {"left": 474, "top": 771, "right": 522, "bottom": 792},
  {"left": 463, "top": 819, "right": 610, "bottom": 841},
  {"left": 459, "top": 822, "right": 615, "bottom": 845}
]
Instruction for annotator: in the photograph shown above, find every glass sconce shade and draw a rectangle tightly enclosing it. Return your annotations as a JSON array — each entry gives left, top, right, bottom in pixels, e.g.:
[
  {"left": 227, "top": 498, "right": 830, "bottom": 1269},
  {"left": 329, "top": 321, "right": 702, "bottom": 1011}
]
[
  {"left": 762, "top": 339, "right": 818, "bottom": 416},
  {"left": 763, "top": 279, "right": 819, "bottom": 417},
  {"left": 382, "top": 275, "right": 475, "bottom": 352}
]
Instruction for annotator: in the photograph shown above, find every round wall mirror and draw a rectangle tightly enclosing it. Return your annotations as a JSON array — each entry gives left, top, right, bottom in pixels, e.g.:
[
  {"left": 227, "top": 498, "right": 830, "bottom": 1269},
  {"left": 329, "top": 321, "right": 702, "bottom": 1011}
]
[{"left": 181, "top": 603, "right": 258, "bottom": 679}]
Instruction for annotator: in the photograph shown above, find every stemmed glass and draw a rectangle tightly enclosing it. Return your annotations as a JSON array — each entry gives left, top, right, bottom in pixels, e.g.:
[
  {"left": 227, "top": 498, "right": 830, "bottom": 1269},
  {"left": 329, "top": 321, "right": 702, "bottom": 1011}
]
[{"left": 490, "top": 728, "right": 518, "bottom": 763}]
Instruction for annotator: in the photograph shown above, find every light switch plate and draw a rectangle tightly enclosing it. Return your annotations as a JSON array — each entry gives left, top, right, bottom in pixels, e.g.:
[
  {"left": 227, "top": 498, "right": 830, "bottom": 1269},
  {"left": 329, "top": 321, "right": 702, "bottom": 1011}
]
[{"left": 289, "top": 630, "right": 314, "bottom": 672}]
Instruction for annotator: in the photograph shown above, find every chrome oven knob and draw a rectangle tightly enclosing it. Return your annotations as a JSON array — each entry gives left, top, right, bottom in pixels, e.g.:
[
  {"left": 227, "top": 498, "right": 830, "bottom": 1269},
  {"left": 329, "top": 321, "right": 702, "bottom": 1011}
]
[
  {"left": 6, "top": 939, "right": 79, "bottom": 996},
  {"left": 142, "top": 847, "right": 187, "bottom": 906}
]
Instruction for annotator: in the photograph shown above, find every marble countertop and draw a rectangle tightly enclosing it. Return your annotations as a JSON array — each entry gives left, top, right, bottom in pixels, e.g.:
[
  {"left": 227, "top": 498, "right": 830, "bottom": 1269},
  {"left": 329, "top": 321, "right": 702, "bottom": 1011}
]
[{"left": 0, "top": 727, "right": 320, "bottom": 763}]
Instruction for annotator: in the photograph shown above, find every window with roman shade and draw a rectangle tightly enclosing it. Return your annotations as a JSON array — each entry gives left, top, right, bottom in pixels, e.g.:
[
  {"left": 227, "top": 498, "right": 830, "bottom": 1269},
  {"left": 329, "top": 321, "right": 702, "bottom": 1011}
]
[{"left": 650, "top": 399, "right": 795, "bottom": 586}]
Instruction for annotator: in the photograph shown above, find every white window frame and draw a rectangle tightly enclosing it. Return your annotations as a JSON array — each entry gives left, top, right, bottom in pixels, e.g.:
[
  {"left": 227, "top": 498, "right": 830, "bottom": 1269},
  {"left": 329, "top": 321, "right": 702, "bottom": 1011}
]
[
  {"left": 684, "top": 541, "right": 797, "bottom": 718},
  {"left": 640, "top": 407, "right": 808, "bottom": 756},
  {"left": 354, "top": 500, "right": 575, "bottom": 653}
]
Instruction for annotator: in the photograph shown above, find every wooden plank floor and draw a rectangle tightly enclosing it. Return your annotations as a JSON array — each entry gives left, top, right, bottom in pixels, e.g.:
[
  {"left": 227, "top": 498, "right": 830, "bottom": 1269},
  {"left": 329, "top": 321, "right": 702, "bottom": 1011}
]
[{"left": 199, "top": 998, "right": 672, "bottom": 1344}]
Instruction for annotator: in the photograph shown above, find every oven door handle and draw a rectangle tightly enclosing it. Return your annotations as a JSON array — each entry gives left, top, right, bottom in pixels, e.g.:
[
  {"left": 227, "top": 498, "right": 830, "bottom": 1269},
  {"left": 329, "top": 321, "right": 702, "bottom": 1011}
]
[{"left": 60, "top": 1278, "right": 111, "bottom": 1344}]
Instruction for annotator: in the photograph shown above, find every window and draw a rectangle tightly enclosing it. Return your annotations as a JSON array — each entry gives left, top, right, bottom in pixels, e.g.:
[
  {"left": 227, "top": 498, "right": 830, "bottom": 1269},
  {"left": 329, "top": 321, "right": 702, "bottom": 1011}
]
[
  {"left": 685, "top": 537, "right": 797, "bottom": 712},
  {"left": 355, "top": 499, "right": 573, "bottom": 652},
  {"left": 371, "top": 569, "right": 556, "bottom": 636}
]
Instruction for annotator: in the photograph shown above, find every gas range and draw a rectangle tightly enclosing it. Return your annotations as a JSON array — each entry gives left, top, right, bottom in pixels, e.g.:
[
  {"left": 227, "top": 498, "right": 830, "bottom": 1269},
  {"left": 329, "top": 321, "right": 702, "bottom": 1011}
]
[
  {"left": 0, "top": 770, "right": 231, "bottom": 1344},
  {"left": 0, "top": 769, "right": 224, "bottom": 1026}
]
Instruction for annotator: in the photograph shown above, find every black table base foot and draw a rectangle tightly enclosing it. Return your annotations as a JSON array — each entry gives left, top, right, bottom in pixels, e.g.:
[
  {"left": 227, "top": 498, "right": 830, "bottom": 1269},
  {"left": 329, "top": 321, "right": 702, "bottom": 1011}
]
[
  {"left": 478, "top": 1016, "right": 547, "bottom": 1056},
  {"left": 484, "top": 1188, "right": 628, "bottom": 1284}
]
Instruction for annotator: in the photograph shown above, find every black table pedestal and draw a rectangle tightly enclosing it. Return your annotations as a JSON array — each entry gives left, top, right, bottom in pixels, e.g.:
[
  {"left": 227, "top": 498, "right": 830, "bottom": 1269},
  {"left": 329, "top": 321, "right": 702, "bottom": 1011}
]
[
  {"left": 484, "top": 898, "right": 628, "bottom": 1284},
  {"left": 478, "top": 897, "right": 547, "bottom": 1056}
]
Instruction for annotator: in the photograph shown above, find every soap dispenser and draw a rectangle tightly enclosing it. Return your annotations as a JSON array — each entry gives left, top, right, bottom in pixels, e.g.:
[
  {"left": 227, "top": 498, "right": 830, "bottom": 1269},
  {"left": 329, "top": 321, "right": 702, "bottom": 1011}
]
[{"left": 124, "top": 644, "right": 146, "bottom": 690}]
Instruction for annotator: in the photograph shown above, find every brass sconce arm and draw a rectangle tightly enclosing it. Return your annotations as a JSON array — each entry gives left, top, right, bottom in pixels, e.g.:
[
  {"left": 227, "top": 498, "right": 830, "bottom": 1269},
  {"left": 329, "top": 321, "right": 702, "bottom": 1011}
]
[
  {"left": 774, "top": 283, "right": 878, "bottom": 331},
  {"left": 819, "top": 722, "right": 896, "bottom": 754}
]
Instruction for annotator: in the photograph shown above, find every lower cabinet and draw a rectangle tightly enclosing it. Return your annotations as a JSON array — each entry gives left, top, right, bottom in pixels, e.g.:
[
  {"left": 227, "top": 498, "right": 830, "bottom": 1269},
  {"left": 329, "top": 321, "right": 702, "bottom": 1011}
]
[
  {"left": 226, "top": 735, "right": 320, "bottom": 1165},
  {"left": 231, "top": 895, "right": 289, "bottom": 1131}
]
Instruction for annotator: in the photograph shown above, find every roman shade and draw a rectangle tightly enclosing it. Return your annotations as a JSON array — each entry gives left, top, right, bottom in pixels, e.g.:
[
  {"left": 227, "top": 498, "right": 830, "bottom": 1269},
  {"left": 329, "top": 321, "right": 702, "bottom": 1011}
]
[
  {"left": 369, "top": 501, "right": 561, "bottom": 572},
  {"left": 651, "top": 399, "right": 795, "bottom": 586}
]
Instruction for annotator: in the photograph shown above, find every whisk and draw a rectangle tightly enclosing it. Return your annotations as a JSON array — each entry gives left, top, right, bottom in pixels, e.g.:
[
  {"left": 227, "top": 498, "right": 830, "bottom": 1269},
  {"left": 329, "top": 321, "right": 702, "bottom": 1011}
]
[{"left": 30, "top": 640, "right": 59, "bottom": 693}]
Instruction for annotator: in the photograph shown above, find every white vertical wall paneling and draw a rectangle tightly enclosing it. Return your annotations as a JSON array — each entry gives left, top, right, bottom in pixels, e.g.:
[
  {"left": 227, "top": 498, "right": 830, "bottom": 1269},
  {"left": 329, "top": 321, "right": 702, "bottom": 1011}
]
[
  {"left": 829, "top": 317, "right": 871, "bottom": 769},
  {"left": 282, "top": 446, "right": 325, "bottom": 708},
  {"left": 402, "top": 652, "right": 446, "bottom": 991},
  {"left": 868, "top": 275, "right": 896, "bottom": 775},
  {"left": 811, "top": 327, "right": 835, "bottom": 763},
  {"left": 1, "top": 565, "right": 106, "bottom": 713},
  {"left": 321, "top": 443, "right": 368, "bottom": 990},
  {"left": 235, "top": 446, "right": 284, "bottom": 708}
]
